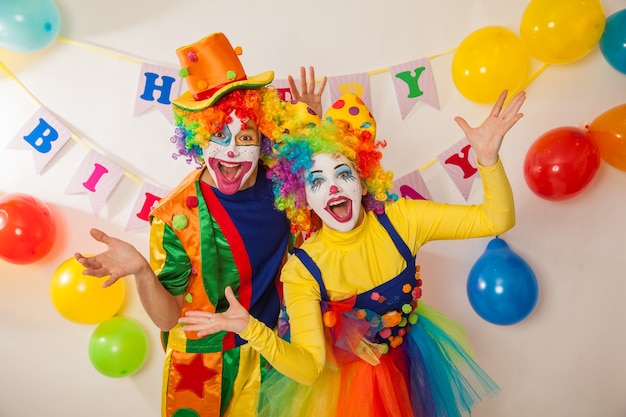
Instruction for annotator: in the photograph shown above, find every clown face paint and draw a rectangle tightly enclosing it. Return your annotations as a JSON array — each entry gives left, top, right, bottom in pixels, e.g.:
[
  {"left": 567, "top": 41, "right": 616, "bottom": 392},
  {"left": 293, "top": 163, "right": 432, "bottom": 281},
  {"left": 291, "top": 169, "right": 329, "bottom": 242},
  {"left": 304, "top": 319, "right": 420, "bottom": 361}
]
[
  {"left": 305, "top": 153, "right": 366, "bottom": 232},
  {"left": 204, "top": 112, "right": 261, "bottom": 194}
]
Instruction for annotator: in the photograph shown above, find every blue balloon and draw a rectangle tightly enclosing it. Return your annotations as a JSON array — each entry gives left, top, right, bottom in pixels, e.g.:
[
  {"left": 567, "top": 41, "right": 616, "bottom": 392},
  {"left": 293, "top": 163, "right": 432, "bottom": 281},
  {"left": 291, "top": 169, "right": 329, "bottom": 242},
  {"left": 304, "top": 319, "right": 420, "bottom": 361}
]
[
  {"left": 0, "top": 0, "right": 61, "bottom": 53},
  {"left": 599, "top": 9, "right": 626, "bottom": 75},
  {"left": 467, "top": 237, "right": 538, "bottom": 325}
]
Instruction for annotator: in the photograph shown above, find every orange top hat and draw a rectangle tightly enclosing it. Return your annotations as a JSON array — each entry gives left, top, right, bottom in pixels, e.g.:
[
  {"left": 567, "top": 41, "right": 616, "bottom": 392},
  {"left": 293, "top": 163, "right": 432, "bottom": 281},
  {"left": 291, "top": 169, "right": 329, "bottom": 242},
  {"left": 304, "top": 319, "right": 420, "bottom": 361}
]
[{"left": 172, "top": 32, "right": 274, "bottom": 111}]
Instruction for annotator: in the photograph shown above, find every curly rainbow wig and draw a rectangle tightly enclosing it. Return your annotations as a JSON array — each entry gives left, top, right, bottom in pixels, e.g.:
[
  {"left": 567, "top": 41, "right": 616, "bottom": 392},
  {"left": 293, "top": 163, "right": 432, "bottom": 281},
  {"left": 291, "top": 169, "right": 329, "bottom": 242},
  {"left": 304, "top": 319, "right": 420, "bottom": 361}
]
[
  {"left": 266, "top": 95, "right": 396, "bottom": 234},
  {"left": 170, "top": 87, "right": 285, "bottom": 167}
]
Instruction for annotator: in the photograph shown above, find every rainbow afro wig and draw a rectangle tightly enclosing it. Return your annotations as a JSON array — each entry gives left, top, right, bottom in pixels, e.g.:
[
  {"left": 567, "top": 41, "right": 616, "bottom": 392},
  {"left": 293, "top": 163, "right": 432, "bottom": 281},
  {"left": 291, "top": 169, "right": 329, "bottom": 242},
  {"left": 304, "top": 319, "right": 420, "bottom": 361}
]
[
  {"left": 267, "top": 93, "right": 396, "bottom": 234},
  {"left": 170, "top": 87, "right": 286, "bottom": 167}
]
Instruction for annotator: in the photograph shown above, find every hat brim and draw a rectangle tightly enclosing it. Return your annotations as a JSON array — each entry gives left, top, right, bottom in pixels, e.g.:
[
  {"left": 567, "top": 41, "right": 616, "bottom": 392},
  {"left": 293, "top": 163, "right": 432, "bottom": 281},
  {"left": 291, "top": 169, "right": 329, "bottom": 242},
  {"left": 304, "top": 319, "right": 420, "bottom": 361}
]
[{"left": 172, "top": 70, "right": 274, "bottom": 112}]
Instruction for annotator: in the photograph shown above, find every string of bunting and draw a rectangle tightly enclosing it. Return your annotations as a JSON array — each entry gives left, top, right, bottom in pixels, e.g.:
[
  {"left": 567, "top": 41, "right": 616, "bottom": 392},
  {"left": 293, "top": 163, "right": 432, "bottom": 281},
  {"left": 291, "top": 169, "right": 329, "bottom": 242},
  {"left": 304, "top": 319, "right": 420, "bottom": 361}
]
[{"left": 1, "top": 35, "right": 548, "bottom": 231}]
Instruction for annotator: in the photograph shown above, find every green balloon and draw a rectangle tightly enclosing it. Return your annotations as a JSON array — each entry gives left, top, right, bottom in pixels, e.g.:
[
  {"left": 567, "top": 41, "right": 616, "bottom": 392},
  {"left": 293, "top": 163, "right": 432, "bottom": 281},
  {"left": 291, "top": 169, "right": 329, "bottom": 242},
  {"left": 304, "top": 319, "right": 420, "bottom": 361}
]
[{"left": 88, "top": 316, "right": 149, "bottom": 378}]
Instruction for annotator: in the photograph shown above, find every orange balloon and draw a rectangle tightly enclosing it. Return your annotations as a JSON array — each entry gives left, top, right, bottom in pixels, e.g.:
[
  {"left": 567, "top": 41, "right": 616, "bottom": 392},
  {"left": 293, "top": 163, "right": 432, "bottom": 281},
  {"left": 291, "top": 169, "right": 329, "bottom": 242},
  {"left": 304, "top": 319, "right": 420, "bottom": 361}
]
[{"left": 587, "top": 104, "right": 626, "bottom": 172}]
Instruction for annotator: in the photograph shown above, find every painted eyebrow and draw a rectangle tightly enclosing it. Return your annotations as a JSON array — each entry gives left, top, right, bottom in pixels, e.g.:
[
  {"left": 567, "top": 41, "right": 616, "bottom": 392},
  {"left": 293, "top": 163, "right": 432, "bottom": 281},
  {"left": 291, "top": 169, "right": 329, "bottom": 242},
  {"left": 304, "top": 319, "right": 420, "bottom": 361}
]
[{"left": 310, "top": 163, "right": 349, "bottom": 174}]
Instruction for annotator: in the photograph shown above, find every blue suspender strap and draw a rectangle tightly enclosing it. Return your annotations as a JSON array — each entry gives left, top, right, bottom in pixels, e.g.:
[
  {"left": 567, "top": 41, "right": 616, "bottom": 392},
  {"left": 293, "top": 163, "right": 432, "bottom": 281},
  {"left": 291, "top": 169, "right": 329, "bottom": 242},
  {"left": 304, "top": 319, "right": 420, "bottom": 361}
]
[
  {"left": 376, "top": 212, "right": 415, "bottom": 264},
  {"left": 292, "top": 248, "right": 330, "bottom": 301}
]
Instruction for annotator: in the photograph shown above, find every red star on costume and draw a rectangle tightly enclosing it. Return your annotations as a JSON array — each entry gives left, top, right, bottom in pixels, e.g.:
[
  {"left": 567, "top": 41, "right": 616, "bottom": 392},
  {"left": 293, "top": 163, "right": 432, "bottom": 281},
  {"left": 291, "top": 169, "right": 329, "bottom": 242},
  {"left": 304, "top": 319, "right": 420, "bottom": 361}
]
[{"left": 172, "top": 354, "right": 219, "bottom": 398}]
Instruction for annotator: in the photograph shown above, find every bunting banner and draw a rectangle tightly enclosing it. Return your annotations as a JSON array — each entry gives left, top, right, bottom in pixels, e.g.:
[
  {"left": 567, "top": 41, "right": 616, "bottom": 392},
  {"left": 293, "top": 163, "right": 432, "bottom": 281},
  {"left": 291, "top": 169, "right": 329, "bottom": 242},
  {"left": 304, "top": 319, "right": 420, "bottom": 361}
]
[
  {"left": 133, "top": 62, "right": 183, "bottom": 124},
  {"left": 125, "top": 181, "right": 169, "bottom": 231},
  {"left": 7, "top": 106, "right": 72, "bottom": 175},
  {"left": 389, "top": 57, "right": 440, "bottom": 119},
  {"left": 391, "top": 169, "right": 432, "bottom": 201},
  {"left": 328, "top": 72, "right": 373, "bottom": 111},
  {"left": 2, "top": 36, "right": 521, "bottom": 229},
  {"left": 65, "top": 149, "right": 125, "bottom": 214},
  {"left": 270, "top": 78, "right": 296, "bottom": 103},
  {"left": 437, "top": 138, "right": 479, "bottom": 201}
]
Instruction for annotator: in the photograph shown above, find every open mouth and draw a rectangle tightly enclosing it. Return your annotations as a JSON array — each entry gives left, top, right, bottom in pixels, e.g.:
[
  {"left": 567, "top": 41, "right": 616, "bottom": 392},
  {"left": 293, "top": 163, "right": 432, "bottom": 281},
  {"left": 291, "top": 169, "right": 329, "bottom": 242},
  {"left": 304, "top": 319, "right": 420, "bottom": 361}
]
[
  {"left": 218, "top": 161, "right": 242, "bottom": 181},
  {"left": 326, "top": 197, "right": 353, "bottom": 223}
]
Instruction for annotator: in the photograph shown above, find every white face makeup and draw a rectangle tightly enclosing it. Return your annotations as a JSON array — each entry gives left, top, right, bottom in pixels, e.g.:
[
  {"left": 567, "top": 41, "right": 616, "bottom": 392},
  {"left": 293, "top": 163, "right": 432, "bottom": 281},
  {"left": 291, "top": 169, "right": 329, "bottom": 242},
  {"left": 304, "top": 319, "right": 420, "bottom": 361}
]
[
  {"left": 305, "top": 153, "right": 366, "bottom": 232},
  {"left": 204, "top": 111, "right": 261, "bottom": 194}
]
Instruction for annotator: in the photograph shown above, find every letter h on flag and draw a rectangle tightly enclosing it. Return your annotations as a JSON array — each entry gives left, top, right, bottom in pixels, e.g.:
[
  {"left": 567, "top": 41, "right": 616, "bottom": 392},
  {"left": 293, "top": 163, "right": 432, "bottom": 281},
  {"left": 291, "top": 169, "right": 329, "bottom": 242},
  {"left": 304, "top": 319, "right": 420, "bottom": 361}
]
[{"left": 134, "top": 63, "right": 183, "bottom": 124}]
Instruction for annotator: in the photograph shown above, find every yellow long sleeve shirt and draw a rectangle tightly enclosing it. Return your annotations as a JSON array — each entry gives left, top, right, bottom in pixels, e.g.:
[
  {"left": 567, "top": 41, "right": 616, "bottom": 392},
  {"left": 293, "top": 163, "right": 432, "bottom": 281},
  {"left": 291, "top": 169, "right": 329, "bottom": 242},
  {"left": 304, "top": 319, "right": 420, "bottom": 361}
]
[{"left": 240, "top": 159, "right": 515, "bottom": 385}]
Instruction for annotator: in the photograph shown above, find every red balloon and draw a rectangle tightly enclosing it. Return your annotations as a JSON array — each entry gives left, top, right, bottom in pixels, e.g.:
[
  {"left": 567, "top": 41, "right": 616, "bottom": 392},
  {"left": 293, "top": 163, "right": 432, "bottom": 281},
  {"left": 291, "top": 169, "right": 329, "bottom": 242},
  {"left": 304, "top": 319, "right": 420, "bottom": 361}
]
[
  {"left": 523, "top": 126, "right": 601, "bottom": 201},
  {"left": 0, "top": 193, "right": 56, "bottom": 264}
]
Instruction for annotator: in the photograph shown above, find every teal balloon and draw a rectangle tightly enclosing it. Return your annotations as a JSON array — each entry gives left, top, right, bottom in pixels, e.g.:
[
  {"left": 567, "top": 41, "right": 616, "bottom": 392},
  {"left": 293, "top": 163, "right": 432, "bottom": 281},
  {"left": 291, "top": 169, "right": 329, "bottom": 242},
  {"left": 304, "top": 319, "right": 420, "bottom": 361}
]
[
  {"left": 88, "top": 316, "right": 149, "bottom": 378},
  {"left": 599, "top": 9, "right": 626, "bottom": 75},
  {"left": 0, "top": 0, "right": 61, "bottom": 53},
  {"left": 467, "top": 237, "right": 538, "bottom": 325}
]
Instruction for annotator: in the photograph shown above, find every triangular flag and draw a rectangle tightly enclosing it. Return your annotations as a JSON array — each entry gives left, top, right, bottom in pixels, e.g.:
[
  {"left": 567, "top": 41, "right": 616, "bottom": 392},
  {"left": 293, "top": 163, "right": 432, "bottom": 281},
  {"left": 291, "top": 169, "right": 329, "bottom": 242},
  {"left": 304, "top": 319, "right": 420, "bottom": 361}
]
[
  {"left": 328, "top": 72, "right": 373, "bottom": 111},
  {"left": 134, "top": 62, "right": 182, "bottom": 124},
  {"left": 7, "top": 107, "right": 72, "bottom": 175},
  {"left": 125, "top": 181, "right": 169, "bottom": 231},
  {"left": 390, "top": 57, "right": 440, "bottom": 120},
  {"left": 437, "top": 138, "right": 478, "bottom": 201},
  {"left": 65, "top": 149, "right": 125, "bottom": 214},
  {"left": 270, "top": 78, "right": 295, "bottom": 102},
  {"left": 391, "top": 169, "right": 432, "bottom": 201}
]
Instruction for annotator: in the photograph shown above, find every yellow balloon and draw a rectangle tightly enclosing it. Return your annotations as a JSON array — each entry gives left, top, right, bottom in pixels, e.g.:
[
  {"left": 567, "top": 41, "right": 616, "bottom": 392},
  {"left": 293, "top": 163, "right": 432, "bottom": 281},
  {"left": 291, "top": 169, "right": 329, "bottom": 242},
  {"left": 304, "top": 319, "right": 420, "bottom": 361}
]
[
  {"left": 50, "top": 256, "right": 125, "bottom": 324},
  {"left": 520, "top": 0, "right": 606, "bottom": 64},
  {"left": 452, "top": 26, "right": 530, "bottom": 104}
]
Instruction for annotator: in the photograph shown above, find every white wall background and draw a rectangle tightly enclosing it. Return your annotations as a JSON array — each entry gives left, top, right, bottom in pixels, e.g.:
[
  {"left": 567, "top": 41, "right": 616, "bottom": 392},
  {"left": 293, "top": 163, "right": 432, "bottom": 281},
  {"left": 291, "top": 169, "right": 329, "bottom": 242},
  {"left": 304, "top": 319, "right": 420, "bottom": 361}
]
[{"left": 1, "top": 1, "right": 625, "bottom": 416}]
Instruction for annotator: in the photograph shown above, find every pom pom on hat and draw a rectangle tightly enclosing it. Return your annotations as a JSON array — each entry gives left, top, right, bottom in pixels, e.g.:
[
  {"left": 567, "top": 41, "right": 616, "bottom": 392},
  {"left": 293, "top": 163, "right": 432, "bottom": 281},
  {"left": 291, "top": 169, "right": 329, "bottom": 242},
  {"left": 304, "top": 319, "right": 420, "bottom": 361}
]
[{"left": 172, "top": 32, "right": 274, "bottom": 111}]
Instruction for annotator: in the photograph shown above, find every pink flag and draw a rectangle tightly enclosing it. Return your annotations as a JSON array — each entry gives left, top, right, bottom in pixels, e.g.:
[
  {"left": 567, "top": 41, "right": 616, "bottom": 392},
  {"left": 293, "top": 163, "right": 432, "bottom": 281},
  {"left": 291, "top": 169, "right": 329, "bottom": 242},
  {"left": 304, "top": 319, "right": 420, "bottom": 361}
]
[
  {"left": 391, "top": 169, "right": 432, "bottom": 201},
  {"left": 65, "top": 149, "right": 125, "bottom": 214},
  {"left": 328, "top": 72, "right": 373, "bottom": 111},
  {"left": 390, "top": 57, "right": 440, "bottom": 120},
  {"left": 125, "top": 182, "right": 169, "bottom": 231},
  {"left": 437, "top": 138, "right": 478, "bottom": 201},
  {"left": 7, "top": 107, "right": 72, "bottom": 175},
  {"left": 134, "top": 62, "right": 182, "bottom": 124},
  {"left": 270, "top": 78, "right": 295, "bottom": 102}
]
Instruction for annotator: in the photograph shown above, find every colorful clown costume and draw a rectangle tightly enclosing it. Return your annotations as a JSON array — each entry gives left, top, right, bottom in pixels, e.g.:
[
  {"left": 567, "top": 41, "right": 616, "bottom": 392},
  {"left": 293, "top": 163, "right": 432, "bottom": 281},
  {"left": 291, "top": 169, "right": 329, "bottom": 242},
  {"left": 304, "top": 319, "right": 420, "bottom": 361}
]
[
  {"left": 149, "top": 166, "right": 290, "bottom": 417},
  {"left": 241, "top": 160, "right": 514, "bottom": 417}
]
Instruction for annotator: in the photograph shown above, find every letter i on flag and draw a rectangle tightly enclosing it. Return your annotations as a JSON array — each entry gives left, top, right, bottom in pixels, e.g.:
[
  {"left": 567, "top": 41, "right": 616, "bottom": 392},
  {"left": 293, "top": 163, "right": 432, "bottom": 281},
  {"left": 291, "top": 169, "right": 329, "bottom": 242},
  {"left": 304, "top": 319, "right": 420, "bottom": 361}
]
[
  {"left": 65, "top": 149, "right": 125, "bottom": 214},
  {"left": 7, "top": 107, "right": 72, "bottom": 175}
]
